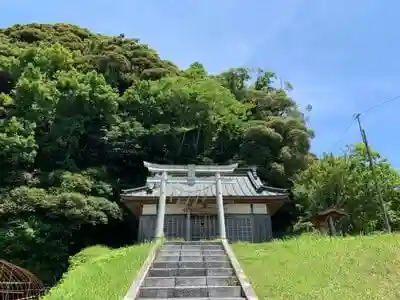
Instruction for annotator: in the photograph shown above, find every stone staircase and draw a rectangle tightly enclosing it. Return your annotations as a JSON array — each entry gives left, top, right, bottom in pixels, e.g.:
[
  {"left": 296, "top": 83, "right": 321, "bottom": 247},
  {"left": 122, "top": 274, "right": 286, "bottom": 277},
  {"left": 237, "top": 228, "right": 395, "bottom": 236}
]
[{"left": 137, "top": 241, "right": 246, "bottom": 299}]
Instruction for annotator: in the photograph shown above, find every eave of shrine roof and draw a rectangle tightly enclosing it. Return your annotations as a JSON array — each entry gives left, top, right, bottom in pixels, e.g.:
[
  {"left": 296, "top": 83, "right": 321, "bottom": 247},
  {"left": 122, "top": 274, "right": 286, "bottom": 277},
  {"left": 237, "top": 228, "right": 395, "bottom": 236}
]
[
  {"left": 122, "top": 170, "right": 287, "bottom": 199},
  {"left": 143, "top": 161, "right": 239, "bottom": 174}
]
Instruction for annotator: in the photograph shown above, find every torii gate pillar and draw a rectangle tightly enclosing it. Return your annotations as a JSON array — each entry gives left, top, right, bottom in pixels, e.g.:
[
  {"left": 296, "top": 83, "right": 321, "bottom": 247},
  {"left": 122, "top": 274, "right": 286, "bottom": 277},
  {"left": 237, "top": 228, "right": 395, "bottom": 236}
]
[
  {"left": 155, "top": 171, "right": 167, "bottom": 238},
  {"left": 215, "top": 171, "right": 227, "bottom": 239}
]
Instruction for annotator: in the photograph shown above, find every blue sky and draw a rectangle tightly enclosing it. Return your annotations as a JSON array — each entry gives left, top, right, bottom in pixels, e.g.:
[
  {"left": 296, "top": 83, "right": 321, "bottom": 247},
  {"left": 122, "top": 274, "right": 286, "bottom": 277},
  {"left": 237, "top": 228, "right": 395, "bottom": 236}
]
[{"left": 1, "top": 0, "right": 400, "bottom": 167}]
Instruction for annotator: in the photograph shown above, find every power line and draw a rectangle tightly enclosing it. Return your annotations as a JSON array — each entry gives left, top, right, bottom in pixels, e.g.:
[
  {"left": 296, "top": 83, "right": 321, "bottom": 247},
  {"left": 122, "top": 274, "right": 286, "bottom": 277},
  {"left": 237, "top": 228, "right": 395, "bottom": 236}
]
[
  {"left": 326, "top": 119, "right": 356, "bottom": 153},
  {"left": 326, "top": 93, "right": 400, "bottom": 153},
  {"left": 362, "top": 94, "right": 400, "bottom": 114}
]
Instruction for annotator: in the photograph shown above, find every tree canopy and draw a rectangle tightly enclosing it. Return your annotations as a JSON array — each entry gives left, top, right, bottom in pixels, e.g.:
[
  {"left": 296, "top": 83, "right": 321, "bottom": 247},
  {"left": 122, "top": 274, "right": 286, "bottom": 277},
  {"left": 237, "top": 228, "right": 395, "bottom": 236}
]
[
  {"left": 293, "top": 143, "right": 400, "bottom": 233},
  {"left": 0, "top": 23, "right": 313, "bottom": 284}
]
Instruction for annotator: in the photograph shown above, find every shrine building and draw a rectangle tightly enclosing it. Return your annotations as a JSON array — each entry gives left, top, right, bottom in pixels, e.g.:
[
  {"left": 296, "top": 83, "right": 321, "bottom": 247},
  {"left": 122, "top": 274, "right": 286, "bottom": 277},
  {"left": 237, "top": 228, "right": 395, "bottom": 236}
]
[{"left": 121, "top": 162, "right": 289, "bottom": 242}]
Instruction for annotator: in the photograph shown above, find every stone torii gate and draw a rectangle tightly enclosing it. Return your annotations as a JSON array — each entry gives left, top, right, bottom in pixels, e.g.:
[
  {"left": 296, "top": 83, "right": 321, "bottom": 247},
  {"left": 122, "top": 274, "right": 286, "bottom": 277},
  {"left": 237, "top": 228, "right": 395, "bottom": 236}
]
[{"left": 144, "top": 161, "right": 238, "bottom": 240}]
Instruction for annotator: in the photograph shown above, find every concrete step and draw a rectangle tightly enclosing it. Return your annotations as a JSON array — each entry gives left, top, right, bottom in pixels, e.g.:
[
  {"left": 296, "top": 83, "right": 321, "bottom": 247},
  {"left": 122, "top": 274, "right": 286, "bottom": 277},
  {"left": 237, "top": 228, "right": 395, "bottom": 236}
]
[
  {"left": 161, "top": 247, "right": 225, "bottom": 252},
  {"left": 143, "top": 276, "right": 240, "bottom": 287},
  {"left": 159, "top": 250, "right": 226, "bottom": 256},
  {"left": 139, "top": 286, "right": 242, "bottom": 298},
  {"left": 148, "top": 268, "right": 235, "bottom": 277},
  {"left": 131, "top": 241, "right": 250, "bottom": 299},
  {"left": 138, "top": 298, "right": 245, "bottom": 300},
  {"left": 208, "top": 286, "right": 242, "bottom": 298},
  {"left": 153, "top": 261, "right": 231, "bottom": 269},
  {"left": 164, "top": 241, "right": 222, "bottom": 245},
  {"left": 162, "top": 245, "right": 224, "bottom": 250},
  {"left": 139, "top": 286, "right": 206, "bottom": 298},
  {"left": 155, "top": 255, "right": 229, "bottom": 263}
]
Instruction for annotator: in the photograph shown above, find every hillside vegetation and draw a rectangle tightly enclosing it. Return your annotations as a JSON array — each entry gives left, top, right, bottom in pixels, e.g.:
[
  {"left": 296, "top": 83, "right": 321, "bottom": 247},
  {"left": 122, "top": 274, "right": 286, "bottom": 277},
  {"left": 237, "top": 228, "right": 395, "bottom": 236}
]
[
  {"left": 233, "top": 234, "right": 400, "bottom": 300},
  {"left": 43, "top": 243, "right": 152, "bottom": 300},
  {"left": 0, "top": 23, "right": 313, "bottom": 284}
]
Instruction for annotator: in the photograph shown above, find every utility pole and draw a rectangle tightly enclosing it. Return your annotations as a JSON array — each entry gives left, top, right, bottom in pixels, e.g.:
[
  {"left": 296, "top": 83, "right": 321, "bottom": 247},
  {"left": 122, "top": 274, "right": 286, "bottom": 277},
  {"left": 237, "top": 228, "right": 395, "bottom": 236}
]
[{"left": 354, "top": 113, "right": 391, "bottom": 233}]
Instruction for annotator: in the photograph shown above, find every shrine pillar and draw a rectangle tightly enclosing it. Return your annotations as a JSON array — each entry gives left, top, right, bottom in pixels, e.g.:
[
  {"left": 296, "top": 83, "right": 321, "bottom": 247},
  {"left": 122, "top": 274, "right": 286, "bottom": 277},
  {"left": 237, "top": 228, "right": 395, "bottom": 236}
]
[
  {"left": 215, "top": 172, "right": 227, "bottom": 240},
  {"left": 155, "top": 171, "right": 167, "bottom": 238}
]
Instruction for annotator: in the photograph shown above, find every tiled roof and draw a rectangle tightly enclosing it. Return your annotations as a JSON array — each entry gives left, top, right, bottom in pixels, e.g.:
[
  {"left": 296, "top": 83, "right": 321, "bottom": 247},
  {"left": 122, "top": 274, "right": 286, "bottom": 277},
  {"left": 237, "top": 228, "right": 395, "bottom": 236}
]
[{"left": 122, "top": 168, "right": 287, "bottom": 199}]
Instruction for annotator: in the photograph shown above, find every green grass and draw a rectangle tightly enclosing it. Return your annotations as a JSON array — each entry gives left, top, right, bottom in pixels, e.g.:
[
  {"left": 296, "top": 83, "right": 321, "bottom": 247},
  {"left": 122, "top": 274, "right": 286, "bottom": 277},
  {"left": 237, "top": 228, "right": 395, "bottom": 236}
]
[
  {"left": 43, "top": 243, "right": 153, "bottom": 300},
  {"left": 232, "top": 233, "right": 400, "bottom": 300},
  {"left": 67, "top": 245, "right": 112, "bottom": 271}
]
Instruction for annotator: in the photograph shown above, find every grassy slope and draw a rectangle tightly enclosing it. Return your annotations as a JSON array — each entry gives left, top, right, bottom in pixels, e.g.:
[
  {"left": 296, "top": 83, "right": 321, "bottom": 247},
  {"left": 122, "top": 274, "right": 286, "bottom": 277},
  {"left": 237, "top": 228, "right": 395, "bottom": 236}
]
[
  {"left": 233, "top": 234, "right": 400, "bottom": 300},
  {"left": 43, "top": 243, "right": 152, "bottom": 300},
  {"left": 67, "top": 245, "right": 113, "bottom": 271}
]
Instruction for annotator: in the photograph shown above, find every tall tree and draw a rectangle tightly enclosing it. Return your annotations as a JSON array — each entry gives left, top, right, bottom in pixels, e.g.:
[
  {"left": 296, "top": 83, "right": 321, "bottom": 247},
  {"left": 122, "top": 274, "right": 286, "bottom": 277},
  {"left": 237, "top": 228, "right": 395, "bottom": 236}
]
[{"left": 215, "top": 67, "right": 313, "bottom": 187}]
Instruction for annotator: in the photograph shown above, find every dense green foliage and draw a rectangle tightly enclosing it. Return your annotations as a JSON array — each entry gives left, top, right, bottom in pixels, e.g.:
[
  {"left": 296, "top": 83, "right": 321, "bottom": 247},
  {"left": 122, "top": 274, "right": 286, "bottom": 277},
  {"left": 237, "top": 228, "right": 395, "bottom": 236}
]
[
  {"left": 293, "top": 143, "right": 400, "bottom": 233},
  {"left": 0, "top": 23, "right": 313, "bottom": 283}
]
